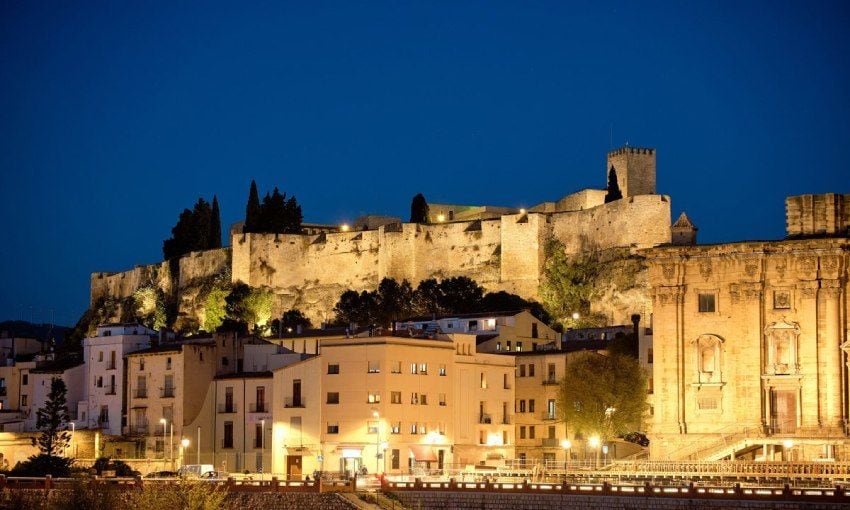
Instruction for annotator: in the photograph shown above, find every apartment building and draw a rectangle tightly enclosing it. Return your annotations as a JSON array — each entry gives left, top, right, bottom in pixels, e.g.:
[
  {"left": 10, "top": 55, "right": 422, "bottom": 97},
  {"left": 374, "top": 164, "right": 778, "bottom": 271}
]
[
  {"left": 271, "top": 333, "right": 514, "bottom": 479},
  {"left": 395, "top": 310, "right": 559, "bottom": 353},
  {"left": 124, "top": 339, "right": 216, "bottom": 459},
  {"left": 78, "top": 324, "right": 155, "bottom": 435},
  {"left": 25, "top": 355, "right": 85, "bottom": 431}
]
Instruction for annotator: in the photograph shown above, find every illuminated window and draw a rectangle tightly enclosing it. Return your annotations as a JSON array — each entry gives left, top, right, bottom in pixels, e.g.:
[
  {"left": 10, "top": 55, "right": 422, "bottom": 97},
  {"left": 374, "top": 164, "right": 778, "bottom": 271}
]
[
  {"left": 439, "top": 393, "right": 446, "bottom": 406},
  {"left": 419, "top": 363, "right": 428, "bottom": 374},
  {"left": 439, "top": 364, "right": 446, "bottom": 376},
  {"left": 480, "top": 373, "right": 487, "bottom": 389},
  {"left": 368, "top": 392, "right": 381, "bottom": 403},
  {"left": 367, "top": 361, "right": 380, "bottom": 373},
  {"left": 367, "top": 421, "right": 379, "bottom": 434},
  {"left": 391, "top": 391, "right": 401, "bottom": 404},
  {"left": 410, "top": 363, "right": 418, "bottom": 374},
  {"left": 410, "top": 393, "right": 419, "bottom": 405},
  {"left": 391, "top": 422, "right": 401, "bottom": 434}
]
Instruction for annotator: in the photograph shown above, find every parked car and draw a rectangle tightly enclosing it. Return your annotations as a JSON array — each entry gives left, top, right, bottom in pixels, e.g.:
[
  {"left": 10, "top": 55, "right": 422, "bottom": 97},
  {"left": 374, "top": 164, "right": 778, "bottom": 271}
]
[
  {"left": 623, "top": 432, "right": 650, "bottom": 447},
  {"left": 177, "top": 464, "right": 215, "bottom": 478},
  {"left": 199, "top": 470, "right": 225, "bottom": 479},
  {"left": 144, "top": 470, "right": 178, "bottom": 478}
]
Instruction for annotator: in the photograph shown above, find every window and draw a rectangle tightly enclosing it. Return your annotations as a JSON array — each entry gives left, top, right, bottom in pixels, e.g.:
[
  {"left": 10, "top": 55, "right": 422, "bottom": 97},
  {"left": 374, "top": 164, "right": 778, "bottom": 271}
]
[
  {"left": 439, "top": 393, "right": 446, "bottom": 406},
  {"left": 507, "top": 341, "right": 512, "bottom": 351},
  {"left": 107, "top": 351, "right": 116, "bottom": 370},
  {"left": 479, "top": 430, "right": 485, "bottom": 444},
  {"left": 480, "top": 373, "right": 487, "bottom": 389},
  {"left": 328, "top": 364, "right": 340, "bottom": 374},
  {"left": 410, "top": 423, "right": 418, "bottom": 434},
  {"left": 698, "top": 293, "right": 716, "bottom": 313},
  {"left": 420, "top": 394, "right": 428, "bottom": 405},
  {"left": 223, "top": 421, "right": 233, "bottom": 448},
  {"left": 503, "top": 373, "right": 510, "bottom": 389},
  {"left": 520, "top": 426, "right": 526, "bottom": 439},
  {"left": 439, "top": 364, "right": 446, "bottom": 376},
  {"left": 774, "top": 290, "right": 791, "bottom": 310},
  {"left": 368, "top": 421, "right": 379, "bottom": 434},
  {"left": 503, "top": 430, "right": 509, "bottom": 445},
  {"left": 647, "top": 348, "right": 654, "bottom": 364},
  {"left": 254, "top": 422, "right": 264, "bottom": 448},
  {"left": 410, "top": 392, "right": 419, "bottom": 405},
  {"left": 528, "top": 364, "right": 535, "bottom": 377},
  {"left": 529, "top": 399, "right": 536, "bottom": 413},
  {"left": 519, "top": 365, "right": 526, "bottom": 377},
  {"left": 327, "top": 423, "right": 339, "bottom": 434},
  {"left": 21, "top": 394, "right": 27, "bottom": 406},
  {"left": 391, "top": 422, "right": 401, "bottom": 434},
  {"left": 391, "top": 361, "right": 401, "bottom": 374},
  {"left": 255, "top": 386, "right": 266, "bottom": 412},
  {"left": 419, "top": 363, "right": 428, "bottom": 374},
  {"left": 98, "top": 352, "right": 104, "bottom": 362},
  {"left": 22, "top": 374, "right": 28, "bottom": 385},
  {"left": 410, "top": 363, "right": 418, "bottom": 374},
  {"left": 166, "top": 357, "right": 172, "bottom": 370},
  {"left": 368, "top": 360, "right": 380, "bottom": 373},
  {"left": 519, "top": 400, "right": 526, "bottom": 413},
  {"left": 548, "top": 426, "right": 556, "bottom": 439},
  {"left": 516, "top": 342, "right": 523, "bottom": 352},
  {"left": 327, "top": 392, "right": 339, "bottom": 404},
  {"left": 547, "top": 363, "right": 556, "bottom": 382},
  {"left": 392, "top": 449, "right": 400, "bottom": 469},
  {"left": 532, "top": 323, "right": 538, "bottom": 338},
  {"left": 529, "top": 426, "right": 536, "bottom": 439},
  {"left": 469, "top": 320, "right": 478, "bottom": 332},
  {"left": 391, "top": 391, "right": 402, "bottom": 404},
  {"left": 547, "top": 399, "right": 556, "bottom": 420},
  {"left": 368, "top": 392, "right": 381, "bottom": 403},
  {"left": 96, "top": 376, "right": 103, "bottom": 388},
  {"left": 496, "top": 342, "right": 502, "bottom": 351},
  {"left": 221, "top": 357, "right": 229, "bottom": 366}
]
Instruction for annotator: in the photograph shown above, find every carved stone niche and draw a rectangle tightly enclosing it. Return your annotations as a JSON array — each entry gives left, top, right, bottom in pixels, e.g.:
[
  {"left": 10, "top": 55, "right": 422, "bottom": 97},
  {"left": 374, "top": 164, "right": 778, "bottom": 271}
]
[
  {"left": 764, "top": 321, "right": 802, "bottom": 376},
  {"left": 691, "top": 334, "right": 724, "bottom": 385}
]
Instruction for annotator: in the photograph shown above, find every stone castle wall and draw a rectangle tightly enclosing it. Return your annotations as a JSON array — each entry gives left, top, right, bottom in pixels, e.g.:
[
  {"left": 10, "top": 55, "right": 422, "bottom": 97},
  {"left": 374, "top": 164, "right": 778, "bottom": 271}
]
[
  {"left": 92, "top": 194, "right": 672, "bottom": 325},
  {"left": 786, "top": 193, "right": 850, "bottom": 237}
]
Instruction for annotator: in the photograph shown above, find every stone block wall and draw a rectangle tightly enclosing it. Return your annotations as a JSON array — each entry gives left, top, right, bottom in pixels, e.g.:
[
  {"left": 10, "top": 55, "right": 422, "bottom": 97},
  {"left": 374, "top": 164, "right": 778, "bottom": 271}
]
[{"left": 786, "top": 193, "right": 850, "bottom": 237}]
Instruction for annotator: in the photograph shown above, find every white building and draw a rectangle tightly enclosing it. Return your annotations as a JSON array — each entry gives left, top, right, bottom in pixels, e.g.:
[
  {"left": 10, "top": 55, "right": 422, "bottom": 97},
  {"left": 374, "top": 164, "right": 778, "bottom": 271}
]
[{"left": 78, "top": 323, "right": 155, "bottom": 435}]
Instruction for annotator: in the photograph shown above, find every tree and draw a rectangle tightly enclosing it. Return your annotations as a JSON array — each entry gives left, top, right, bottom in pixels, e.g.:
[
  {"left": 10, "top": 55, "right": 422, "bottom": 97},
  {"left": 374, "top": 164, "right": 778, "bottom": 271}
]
[
  {"left": 437, "top": 276, "right": 483, "bottom": 314},
  {"left": 224, "top": 283, "right": 274, "bottom": 331},
  {"left": 209, "top": 195, "right": 222, "bottom": 248},
  {"left": 539, "top": 240, "right": 607, "bottom": 329},
  {"left": 280, "top": 309, "right": 312, "bottom": 331},
  {"left": 333, "top": 290, "right": 363, "bottom": 326},
  {"left": 412, "top": 278, "right": 443, "bottom": 316},
  {"left": 36, "top": 378, "right": 71, "bottom": 458},
  {"left": 375, "top": 278, "right": 414, "bottom": 328},
  {"left": 604, "top": 166, "right": 623, "bottom": 203},
  {"left": 162, "top": 196, "right": 218, "bottom": 259},
  {"left": 480, "top": 291, "right": 553, "bottom": 324},
  {"left": 410, "top": 193, "right": 429, "bottom": 223},
  {"left": 203, "top": 286, "right": 228, "bottom": 332},
  {"left": 557, "top": 352, "right": 647, "bottom": 442},
  {"left": 245, "top": 180, "right": 262, "bottom": 233}
]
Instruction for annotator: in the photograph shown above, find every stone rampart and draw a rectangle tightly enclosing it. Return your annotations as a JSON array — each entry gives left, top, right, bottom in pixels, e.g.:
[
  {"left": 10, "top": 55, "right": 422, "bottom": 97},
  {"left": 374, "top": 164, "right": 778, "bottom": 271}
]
[{"left": 93, "top": 196, "right": 672, "bottom": 325}]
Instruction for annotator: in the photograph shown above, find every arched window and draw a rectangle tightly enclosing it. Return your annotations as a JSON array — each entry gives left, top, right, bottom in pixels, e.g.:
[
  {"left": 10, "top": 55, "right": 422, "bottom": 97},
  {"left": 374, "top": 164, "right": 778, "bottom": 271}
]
[{"left": 692, "top": 334, "right": 724, "bottom": 384}]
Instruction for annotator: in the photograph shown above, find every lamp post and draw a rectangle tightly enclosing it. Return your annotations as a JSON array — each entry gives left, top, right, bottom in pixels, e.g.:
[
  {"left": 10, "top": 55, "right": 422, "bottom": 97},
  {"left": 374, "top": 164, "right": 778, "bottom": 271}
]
[
  {"left": 159, "top": 418, "right": 167, "bottom": 460},
  {"left": 372, "top": 410, "right": 380, "bottom": 474},
  {"left": 783, "top": 439, "right": 794, "bottom": 462},
  {"left": 261, "top": 419, "right": 266, "bottom": 477},
  {"left": 560, "top": 439, "right": 572, "bottom": 472},
  {"left": 180, "top": 438, "right": 190, "bottom": 469},
  {"left": 588, "top": 435, "right": 600, "bottom": 469},
  {"left": 197, "top": 426, "right": 201, "bottom": 465}
]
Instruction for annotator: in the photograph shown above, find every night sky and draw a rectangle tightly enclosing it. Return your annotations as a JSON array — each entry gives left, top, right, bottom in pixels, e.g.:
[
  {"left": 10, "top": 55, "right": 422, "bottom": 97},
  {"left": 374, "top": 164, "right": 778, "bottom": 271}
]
[{"left": 1, "top": 1, "right": 847, "bottom": 327}]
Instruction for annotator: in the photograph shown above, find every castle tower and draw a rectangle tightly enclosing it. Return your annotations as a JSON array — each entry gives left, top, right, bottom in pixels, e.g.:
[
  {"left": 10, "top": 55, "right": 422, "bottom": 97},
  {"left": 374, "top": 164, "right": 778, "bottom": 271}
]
[
  {"left": 671, "top": 212, "right": 697, "bottom": 245},
  {"left": 606, "top": 146, "right": 656, "bottom": 197}
]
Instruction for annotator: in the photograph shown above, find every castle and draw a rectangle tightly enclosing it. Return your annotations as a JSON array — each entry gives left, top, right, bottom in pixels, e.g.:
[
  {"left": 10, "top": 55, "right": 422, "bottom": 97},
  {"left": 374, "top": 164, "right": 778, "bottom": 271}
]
[{"left": 91, "top": 147, "right": 689, "bottom": 327}]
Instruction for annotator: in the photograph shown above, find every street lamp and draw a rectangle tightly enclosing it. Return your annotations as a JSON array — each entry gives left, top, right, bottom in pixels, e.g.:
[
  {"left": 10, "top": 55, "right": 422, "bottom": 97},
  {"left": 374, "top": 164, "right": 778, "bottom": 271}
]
[
  {"left": 588, "top": 435, "right": 600, "bottom": 469},
  {"left": 571, "top": 312, "right": 580, "bottom": 320},
  {"left": 783, "top": 439, "right": 794, "bottom": 461},
  {"left": 372, "top": 410, "right": 380, "bottom": 474},
  {"left": 180, "top": 438, "right": 190, "bottom": 468},
  {"left": 560, "top": 439, "right": 571, "bottom": 471},
  {"left": 261, "top": 419, "right": 266, "bottom": 477},
  {"left": 159, "top": 418, "right": 167, "bottom": 460}
]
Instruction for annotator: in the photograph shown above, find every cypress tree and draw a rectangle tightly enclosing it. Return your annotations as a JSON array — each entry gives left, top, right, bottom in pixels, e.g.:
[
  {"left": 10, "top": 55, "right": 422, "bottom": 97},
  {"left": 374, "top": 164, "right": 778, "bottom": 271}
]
[
  {"left": 604, "top": 166, "right": 623, "bottom": 203},
  {"left": 245, "top": 180, "right": 261, "bottom": 233},
  {"left": 36, "top": 378, "right": 71, "bottom": 457},
  {"left": 209, "top": 195, "right": 222, "bottom": 248},
  {"left": 410, "top": 193, "right": 429, "bottom": 223}
]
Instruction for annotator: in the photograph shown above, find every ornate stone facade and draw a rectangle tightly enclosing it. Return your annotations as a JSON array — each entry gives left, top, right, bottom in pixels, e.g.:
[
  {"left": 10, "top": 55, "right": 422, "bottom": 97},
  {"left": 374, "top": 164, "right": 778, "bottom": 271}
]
[{"left": 646, "top": 235, "right": 849, "bottom": 461}]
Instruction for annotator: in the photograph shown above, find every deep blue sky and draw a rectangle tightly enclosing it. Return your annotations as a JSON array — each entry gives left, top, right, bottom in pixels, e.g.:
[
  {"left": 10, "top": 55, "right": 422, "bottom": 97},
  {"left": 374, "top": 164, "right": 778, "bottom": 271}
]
[{"left": 1, "top": 1, "right": 847, "bottom": 326}]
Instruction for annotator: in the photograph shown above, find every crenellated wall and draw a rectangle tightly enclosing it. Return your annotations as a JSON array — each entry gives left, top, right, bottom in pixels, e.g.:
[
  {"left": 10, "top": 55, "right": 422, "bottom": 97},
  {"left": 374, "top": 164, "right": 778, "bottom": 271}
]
[{"left": 92, "top": 190, "right": 673, "bottom": 326}]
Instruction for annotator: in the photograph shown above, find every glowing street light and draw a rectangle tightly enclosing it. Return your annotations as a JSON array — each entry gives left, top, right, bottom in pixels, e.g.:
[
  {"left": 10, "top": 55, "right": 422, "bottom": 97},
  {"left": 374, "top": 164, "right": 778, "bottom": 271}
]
[
  {"left": 561, "top": 439, "right": 572, "bottom": 471},
  {"left": 436, "top": 214, "right": 446, "bottom": 222},
  {"left": 571, "top": 312, "right": 580, "bottom": 320},
  {"left": 588, "top": 435, "right": 600, "bottom": 469},
  {"left": 340, "top": 224, "right": 350, "bottom": 232}
]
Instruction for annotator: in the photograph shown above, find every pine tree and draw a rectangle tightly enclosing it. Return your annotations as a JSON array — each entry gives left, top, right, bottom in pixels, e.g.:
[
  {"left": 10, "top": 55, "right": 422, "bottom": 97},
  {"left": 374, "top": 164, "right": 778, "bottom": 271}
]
[
  {"left": 36, "top": 378, "right": 71, "bottom": 457},
  {"left": 410, "top": 193, "right": 429, "bottom": 223},
  {"left": 209, "top": 195, "right": 222, "bottom": 248},
  {"left": 245, "top": 180, "right": 261, "bottom": 233},
  {"left": 604, "top": 166, "right": 623, "bottom": 203}
]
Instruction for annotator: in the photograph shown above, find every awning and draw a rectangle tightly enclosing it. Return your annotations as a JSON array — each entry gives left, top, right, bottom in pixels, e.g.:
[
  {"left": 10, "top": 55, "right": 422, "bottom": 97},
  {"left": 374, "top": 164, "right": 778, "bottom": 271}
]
[{"left": 409, "top": 444, "right": 438, "bottom": 462}]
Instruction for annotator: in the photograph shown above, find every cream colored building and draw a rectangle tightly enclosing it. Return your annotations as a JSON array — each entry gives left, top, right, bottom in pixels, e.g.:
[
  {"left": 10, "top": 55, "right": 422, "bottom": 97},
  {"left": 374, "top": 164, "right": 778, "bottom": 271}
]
[
  {"left": 124, "top": 340, "right": 216, "bottom": 461},
  {"left": 271, "top": 333, "right": 514, "bottom": 479},
  {"left": 646, "top": 193, "right": 850, "bottom": 461}
]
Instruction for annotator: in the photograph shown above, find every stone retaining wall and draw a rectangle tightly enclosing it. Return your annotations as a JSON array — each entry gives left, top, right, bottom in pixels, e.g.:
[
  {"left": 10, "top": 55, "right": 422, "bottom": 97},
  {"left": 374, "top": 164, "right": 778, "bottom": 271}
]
[{"left": 393, "top": 491, "right": 849, "bottom": 510}]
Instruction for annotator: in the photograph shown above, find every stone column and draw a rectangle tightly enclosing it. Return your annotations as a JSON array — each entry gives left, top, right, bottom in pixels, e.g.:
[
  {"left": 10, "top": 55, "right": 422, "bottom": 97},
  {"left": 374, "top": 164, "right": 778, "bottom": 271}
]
[{"left": 819, "top": 279, "right": 842, "bottom": 429}]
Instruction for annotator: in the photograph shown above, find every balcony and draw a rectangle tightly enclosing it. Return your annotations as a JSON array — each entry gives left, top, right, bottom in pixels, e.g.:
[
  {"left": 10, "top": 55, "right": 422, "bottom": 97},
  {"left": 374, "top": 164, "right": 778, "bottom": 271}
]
[
  {"left": 130, "top": 424, "right": 149, "bottom": 435},
  {"left": 160, "top": 387, "right": 175, "bottom": 398},
  {"left": 250, "top": 402, "right": 267, "bottom": 413},
  {"left": 541, "top": 412, "right": 557, "bottom": 421},
  {"left": 106, "top": 363, "right": 116, "bottom": 370},
  {"left": 501, "top": 415, "right": 512, "bottom": 425},
  {"left": 104, "top": 385, "right": 117, "bottom": 395},
  {"left": 542, "top": 377, "right": 559, "bottom": 386},
  {"left": 284, "top": 398, "right": 304, "bottom": 408},
  {"left": 479, "top": 413, "right": 492, "bottom": 424},
  {"left": 541, "top": 438, "right": 559, "bottom": 448},
  {"left": 133, "top": 388, "right": 148, "bottom": 399},
  {"left": 217, "top": 403, "right": 236, "bottom": 413}
]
